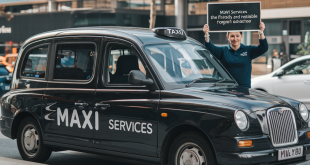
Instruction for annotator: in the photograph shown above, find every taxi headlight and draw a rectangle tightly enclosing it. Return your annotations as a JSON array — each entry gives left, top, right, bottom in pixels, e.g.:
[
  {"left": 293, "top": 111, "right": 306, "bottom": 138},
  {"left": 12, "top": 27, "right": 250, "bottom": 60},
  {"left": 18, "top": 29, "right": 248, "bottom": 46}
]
[
  {"left": 234, "top": 111, "right": 249, "bottom": 131},
  {"left": 299, "top": 103, "right": 309, "bottom": 122}
]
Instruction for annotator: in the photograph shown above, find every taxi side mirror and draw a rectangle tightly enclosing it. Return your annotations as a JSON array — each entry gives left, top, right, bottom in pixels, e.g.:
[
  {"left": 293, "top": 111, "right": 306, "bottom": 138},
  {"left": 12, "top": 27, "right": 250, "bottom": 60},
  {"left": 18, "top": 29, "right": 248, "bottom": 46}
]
[
  {"left": 129, "top": 70, "right": 154, "bottom": 86},
  {"left": 276, "top": 70, "right": 284, "bottom": 77}
]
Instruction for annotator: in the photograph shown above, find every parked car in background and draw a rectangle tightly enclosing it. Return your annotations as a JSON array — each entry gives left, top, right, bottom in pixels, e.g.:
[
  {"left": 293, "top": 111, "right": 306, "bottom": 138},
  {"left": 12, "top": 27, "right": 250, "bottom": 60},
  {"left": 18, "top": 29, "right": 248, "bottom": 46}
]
[
  {"left": 0, "top": 64, "right": 11, "bottom": 97},
  {"left": 252, "top": 55, "right": 310, "bottom": 109}
]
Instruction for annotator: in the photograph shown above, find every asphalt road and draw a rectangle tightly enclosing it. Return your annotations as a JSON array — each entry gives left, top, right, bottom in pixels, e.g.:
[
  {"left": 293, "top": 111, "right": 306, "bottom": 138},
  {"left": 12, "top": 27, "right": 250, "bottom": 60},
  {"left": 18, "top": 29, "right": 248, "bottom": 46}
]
[{"left": 0, "top": 132, "right": 151, "bottom": 165}]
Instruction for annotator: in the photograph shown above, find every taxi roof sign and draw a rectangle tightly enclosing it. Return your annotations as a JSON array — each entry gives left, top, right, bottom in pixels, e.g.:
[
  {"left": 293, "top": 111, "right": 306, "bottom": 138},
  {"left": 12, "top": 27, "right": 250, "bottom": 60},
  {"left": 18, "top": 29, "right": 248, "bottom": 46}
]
[{"left": 152, "top": 27, "right": 186, "bottom": 40}]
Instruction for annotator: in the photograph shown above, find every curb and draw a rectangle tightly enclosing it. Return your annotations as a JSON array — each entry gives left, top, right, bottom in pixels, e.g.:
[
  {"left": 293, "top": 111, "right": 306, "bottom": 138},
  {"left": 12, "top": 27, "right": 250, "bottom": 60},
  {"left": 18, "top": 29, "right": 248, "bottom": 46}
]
[{"left": 0, "top": 157, "right": 47, "bottom": 165}]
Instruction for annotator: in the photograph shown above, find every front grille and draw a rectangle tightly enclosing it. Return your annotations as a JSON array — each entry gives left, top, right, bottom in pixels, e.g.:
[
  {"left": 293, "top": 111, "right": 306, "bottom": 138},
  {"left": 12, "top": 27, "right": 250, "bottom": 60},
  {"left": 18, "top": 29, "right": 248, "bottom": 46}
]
[{"left": 267, "top": 107, "right": 298, "bottom": 147}]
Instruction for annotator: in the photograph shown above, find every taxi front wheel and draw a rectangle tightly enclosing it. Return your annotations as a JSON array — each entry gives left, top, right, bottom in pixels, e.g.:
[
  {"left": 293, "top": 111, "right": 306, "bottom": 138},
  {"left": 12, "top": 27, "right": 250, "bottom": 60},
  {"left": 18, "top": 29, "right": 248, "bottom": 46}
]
[
  {"left": 17, "top": 117, "right": 52, "bottom": 163},
  {"left": 168, "top": 132, "right": 217, "bottom": 165}
]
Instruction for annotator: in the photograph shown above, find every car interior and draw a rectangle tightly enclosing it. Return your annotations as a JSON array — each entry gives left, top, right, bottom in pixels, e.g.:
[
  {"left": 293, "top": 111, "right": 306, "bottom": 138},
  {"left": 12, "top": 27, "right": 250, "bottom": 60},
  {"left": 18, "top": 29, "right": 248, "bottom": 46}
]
[
  {"left": 21, "top": 46, "right": 48, "bottom": 78},
  {"left": 284, "top": 59, "right": 310, "bottom": 75},
  {"left": 53, "top": 44, "right": 95, "bottom": 80},
  {"left": 108, "top": 45, "right": 146, "bottom": 84}
]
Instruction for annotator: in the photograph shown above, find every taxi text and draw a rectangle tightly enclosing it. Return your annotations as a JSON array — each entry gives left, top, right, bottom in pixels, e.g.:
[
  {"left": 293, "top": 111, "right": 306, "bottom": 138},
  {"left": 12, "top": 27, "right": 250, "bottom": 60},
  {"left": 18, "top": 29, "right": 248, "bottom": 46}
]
[{"left": 109, "top": 119, "right": 153, "bottom": 134}]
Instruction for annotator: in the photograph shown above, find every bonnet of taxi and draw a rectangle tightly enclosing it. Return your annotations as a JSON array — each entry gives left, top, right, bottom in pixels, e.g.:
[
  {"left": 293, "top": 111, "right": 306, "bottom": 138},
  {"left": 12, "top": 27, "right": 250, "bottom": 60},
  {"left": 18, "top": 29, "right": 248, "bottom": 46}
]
[{"left": 163, "top": 85, "right": 309, "bottom": 139}]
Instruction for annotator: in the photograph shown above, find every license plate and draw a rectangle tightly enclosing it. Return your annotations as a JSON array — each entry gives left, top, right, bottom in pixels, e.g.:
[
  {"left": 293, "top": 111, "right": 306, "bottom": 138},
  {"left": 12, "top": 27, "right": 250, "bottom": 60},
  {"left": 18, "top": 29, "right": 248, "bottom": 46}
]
[
  {"left": 5, "top": 86, "right": 10, "bottom": 91},
  {"left": 278, "top": 146, "right": 303, "bottom": 161}
]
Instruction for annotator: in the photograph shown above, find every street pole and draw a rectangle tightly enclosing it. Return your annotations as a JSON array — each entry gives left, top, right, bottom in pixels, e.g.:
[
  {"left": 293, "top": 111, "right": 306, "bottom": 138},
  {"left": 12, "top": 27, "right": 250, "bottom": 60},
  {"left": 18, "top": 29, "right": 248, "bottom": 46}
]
[
  {"left": 175, "top": 0, "right": 188, "bottom": 32},
  {"left": 149, "top": 0, "right": 156, "bottom": 29}
]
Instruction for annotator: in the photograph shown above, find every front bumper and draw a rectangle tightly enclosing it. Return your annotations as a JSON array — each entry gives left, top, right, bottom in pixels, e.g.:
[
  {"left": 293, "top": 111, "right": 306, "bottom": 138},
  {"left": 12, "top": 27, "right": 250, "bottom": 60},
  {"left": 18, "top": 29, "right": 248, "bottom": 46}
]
[
  {"left": 0, "top": 116, "right": 12, "bottom": 139},
  {"left": 216, "top": 127, "right": 310, "bottom": 165},
  {"left": 217, "top": 144, "right": 310, "bottom": 165}
]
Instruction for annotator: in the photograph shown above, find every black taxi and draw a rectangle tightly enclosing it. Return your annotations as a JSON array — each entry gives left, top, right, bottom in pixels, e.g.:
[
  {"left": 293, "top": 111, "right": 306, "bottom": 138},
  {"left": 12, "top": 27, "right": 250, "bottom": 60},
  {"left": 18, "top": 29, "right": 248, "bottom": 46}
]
[{"left": 1, "top": 27, "right": 310, "bottom": 165}]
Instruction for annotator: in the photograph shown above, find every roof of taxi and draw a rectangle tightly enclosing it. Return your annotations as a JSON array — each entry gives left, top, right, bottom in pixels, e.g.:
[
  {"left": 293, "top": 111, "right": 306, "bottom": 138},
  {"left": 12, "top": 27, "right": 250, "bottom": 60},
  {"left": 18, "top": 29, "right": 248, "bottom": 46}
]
[{"left": 23, "top": 26, "right": 201, "bottom": 47}]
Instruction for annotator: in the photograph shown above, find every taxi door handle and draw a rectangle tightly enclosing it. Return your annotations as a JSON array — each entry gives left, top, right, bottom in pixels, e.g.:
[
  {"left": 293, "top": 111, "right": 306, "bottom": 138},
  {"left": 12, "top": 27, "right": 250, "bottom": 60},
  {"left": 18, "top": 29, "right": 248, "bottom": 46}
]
[
  {"left": 75, "top": 103, "right": 88, "bottom": 106},
  {"left": 95, "top": 103, "right": 110, "bottom": 107}
]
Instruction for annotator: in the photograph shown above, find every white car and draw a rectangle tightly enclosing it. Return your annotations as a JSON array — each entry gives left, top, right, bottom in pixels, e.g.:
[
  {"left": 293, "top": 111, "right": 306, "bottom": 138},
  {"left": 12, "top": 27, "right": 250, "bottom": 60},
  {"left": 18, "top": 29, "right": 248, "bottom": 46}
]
[{"left": 252, "top": 55, "right": 310, "bottom": 109}]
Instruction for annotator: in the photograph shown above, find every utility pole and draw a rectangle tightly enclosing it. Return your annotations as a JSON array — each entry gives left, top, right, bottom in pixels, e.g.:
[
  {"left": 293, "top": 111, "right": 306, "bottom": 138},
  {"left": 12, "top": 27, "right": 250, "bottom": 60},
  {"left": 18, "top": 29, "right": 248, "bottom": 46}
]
[
  {"left": 149, "top": 0, "right": 156, "bottom": 29},
  {"left": 175, "top": 0, "right": 188, "bottom": 31}
]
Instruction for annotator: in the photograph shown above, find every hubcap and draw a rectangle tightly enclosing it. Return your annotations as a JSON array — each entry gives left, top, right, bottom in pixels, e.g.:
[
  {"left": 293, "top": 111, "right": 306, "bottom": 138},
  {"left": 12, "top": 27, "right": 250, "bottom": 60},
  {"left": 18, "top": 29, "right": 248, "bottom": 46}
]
[
  {"left": 176, "top": 142, "right": 206, "bottom": 165},
  {"left": 21, "top": 124, "right": 39, "bottom": 157}
]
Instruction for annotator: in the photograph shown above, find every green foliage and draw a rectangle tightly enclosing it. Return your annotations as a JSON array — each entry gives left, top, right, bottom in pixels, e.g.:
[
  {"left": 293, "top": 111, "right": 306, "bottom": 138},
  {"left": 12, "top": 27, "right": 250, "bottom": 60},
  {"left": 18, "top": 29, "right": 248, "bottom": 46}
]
[{"left": 297, "top": 32, "right": 310, "bottom": 55}]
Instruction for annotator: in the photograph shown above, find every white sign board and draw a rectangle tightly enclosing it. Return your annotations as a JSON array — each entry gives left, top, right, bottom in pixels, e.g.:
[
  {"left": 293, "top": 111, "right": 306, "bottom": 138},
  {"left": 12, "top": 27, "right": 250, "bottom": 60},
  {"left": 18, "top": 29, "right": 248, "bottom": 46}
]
[{"left": 288, "top": 35, "right": 301, "bottom": 44}]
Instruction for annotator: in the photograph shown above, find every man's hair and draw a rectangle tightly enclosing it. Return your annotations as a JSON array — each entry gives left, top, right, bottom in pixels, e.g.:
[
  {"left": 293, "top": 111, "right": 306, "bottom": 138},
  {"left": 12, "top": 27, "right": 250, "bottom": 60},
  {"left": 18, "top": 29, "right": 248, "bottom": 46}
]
[{"left": 227, "top": 32, "right": 243, "bottom": 36}]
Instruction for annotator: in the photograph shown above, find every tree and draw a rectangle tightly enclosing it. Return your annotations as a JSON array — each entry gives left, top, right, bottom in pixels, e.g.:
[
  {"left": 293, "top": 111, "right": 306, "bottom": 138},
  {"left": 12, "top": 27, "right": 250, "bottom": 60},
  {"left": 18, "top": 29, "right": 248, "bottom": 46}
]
[
  {"left": 297, "top": 32, "right": 310, "bottom": 55},
  {"left": 0, "top": 5, "right": 14, "bottom": 21},
  {"left": 149, "top": 0, "right": 156, "bottom": 29}
]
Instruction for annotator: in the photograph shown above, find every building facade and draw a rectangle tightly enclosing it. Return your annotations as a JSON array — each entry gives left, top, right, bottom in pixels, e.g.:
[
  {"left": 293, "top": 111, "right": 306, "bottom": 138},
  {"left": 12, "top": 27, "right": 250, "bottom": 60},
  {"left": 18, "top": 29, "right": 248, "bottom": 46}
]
[{"left": 0, "top": 0, "right": 310, "bottom": 74}]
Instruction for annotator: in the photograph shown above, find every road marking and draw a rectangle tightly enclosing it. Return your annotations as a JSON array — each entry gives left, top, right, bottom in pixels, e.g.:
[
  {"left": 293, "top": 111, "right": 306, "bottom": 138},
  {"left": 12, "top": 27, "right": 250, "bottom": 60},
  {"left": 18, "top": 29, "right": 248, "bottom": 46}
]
[{"left": 0, "top": 157, "right": 47, "bottom": 165}]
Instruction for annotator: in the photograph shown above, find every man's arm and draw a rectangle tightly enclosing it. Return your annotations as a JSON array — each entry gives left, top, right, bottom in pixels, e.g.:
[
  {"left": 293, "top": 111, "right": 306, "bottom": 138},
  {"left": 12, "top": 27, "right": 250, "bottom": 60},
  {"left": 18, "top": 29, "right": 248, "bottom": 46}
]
[
  {"left": 250, "top": 22, "right": 268, "bottom": 59},
  {"left": 204, "top": 39, "right": 223, "bottom": 60},
  {"left": 250, "top": 39, "right": 268, "bottom": 60},
  {"left": 203, "top": 24, "right": 223, "bottom": 60}
]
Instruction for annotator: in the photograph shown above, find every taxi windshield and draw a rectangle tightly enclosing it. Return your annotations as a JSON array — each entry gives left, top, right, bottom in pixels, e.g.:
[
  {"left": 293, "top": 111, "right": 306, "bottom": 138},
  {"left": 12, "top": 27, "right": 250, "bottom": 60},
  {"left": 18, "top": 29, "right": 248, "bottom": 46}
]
[{"left": 143, "top": 43, "right": 235, "bottom": 88}]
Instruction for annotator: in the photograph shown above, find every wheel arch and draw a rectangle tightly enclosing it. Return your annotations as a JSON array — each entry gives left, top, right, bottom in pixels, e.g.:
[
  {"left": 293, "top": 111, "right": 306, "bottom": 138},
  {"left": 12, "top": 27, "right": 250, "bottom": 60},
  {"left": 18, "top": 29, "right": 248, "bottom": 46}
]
[
  {"left": 254, "top": 88, "right": 267, "bottom": 92},
  {"left": 11, "top": 111, "right": 43, "bottom": 139},
  {"left": 160, "top": 124, "right": 216, "bottom": 165}
]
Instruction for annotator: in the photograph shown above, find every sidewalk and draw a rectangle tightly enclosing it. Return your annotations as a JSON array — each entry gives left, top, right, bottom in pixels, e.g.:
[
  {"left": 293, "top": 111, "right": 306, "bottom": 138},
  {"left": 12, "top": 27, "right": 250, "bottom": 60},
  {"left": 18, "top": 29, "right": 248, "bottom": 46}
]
[{"left": 0, "top": 157, "right": 46, "bottom": 165}]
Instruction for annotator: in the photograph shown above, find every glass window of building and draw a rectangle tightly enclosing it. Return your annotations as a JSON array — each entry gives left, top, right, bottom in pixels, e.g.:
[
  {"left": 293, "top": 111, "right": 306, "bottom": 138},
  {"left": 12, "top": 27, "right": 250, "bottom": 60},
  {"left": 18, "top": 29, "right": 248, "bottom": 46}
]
[
  {"left": 57, "top": 1, "right": 73, "bottom": 11},
  {"left": 165, "top": 0, "right": 174, "bottom": 15},
  {"left": 83, "top": 0, "right": 97, "bottom": 8},
  {"left": 290, "top": 21, "right": 301, "bottom": 35},
  {"left": 300, "top": 19, "right": 310, "bottom": 56},
  {"left": 289, "top": 20, "right": 302, "bottom": 59},
  {"left": 5, "top": 4, "right": 48, "bottom": 13},
  {"left": 254, "top": 21, "right": 282, "bottom": 64},
  {"left": 117, "top": 0, "right": 161, "bottom": 10},
  {"left": 97, "top": 0, "right": 112, "bottom": 8},
  {"left": 188, "top": 0, "right": 208, "bottom": 15},
  {"left": 188, "top": 0, "right": 242, "bottom": 15}
]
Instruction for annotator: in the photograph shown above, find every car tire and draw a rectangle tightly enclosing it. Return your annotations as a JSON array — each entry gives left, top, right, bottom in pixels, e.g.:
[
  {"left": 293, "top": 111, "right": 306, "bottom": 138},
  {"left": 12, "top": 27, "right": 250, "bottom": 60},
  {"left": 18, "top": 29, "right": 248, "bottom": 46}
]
[
  {"left": 168, "top": 131, "right": 217, "bottom": 165},
  {"left": 17, "top": 116, "right": 52, "bottom": 163}
]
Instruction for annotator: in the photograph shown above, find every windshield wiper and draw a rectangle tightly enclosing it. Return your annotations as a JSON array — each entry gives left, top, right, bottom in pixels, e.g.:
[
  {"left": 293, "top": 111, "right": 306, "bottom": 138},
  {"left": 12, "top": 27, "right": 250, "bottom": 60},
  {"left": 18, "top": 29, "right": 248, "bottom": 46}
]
[
  {"left": 211, "top": 78, "right": 236, "bottom": 87},
  {"left": 186, "top": 78, "right": 218, "bottom": 87}
]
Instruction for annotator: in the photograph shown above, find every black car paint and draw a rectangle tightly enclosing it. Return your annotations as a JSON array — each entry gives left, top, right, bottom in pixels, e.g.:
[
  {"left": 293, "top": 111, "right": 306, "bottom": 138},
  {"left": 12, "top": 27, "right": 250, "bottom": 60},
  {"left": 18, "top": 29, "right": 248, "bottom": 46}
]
[{"left": 1, "top": 27, "right": 310, "bottom": 165}]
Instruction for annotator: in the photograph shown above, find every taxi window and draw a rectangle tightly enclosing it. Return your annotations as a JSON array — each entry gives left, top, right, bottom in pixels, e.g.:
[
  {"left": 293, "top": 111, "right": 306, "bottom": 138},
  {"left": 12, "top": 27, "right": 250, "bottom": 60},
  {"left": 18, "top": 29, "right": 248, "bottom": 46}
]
[
  {"left": 107, "top": 44, "right": 146, "bottom": 84},
  {"left": 145, "top": 44, "right": 222, "bottom": 82},
  {"left": 53, "top": 43, "right": 95, "bottom": 80},
  {"left": 21, "top": 45, "right": 48, "bottom": 78},
  {"left": 143, "top": 43, "right": 234, "bottom": 88}
]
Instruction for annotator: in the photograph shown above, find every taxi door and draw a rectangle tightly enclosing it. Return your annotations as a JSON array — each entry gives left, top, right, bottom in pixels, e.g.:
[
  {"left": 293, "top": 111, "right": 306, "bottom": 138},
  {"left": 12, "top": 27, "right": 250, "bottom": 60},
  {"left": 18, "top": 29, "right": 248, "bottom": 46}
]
[
  {"left": 94, "top": 39, "right": 159, "bottom": 157},
  {"left": 41, "top": 37, "right": 101, "bottom": 147}
]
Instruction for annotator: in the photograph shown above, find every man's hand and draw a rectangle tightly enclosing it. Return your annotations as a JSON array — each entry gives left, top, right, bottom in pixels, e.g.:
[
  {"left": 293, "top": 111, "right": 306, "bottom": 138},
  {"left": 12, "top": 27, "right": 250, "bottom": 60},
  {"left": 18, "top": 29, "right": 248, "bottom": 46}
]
[
  {"left": 203, "top": 24, "right": 209, "bottom": 35},
  {"left": 203, "top": 24, "right": 210, "bottom": 43},
  {"left": 259, "top": 22, "right": 265, "bottom": 32},
  {"left": 259, "top": 22, "right": 266, "bottom": 39}
]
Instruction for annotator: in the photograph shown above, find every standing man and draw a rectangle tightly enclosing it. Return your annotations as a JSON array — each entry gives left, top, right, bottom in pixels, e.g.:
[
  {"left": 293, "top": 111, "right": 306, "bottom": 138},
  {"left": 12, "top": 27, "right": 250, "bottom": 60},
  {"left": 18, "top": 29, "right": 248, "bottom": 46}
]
[{"left": 203, "top": 22, "right": 268, "bottom": 88}]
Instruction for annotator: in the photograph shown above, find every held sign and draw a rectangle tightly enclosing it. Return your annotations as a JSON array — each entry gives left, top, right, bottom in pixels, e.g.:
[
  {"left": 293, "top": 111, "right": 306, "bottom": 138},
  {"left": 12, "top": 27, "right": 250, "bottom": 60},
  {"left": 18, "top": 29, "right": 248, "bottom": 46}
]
[{"left": 207, "top": 2, "right": 261, "bottom": 32}]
